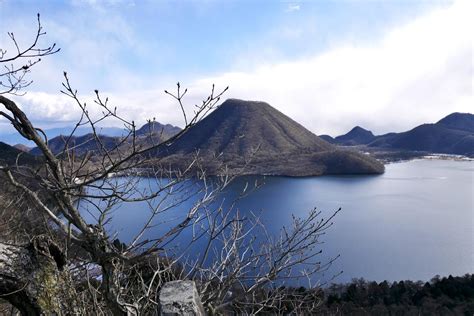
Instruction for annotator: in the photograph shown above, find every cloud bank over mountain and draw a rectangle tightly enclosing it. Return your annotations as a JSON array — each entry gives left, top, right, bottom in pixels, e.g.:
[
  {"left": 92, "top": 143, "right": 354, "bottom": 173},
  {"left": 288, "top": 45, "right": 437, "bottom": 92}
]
[{"left": 1, "top": 0, "right": 471, "bottom": 137}]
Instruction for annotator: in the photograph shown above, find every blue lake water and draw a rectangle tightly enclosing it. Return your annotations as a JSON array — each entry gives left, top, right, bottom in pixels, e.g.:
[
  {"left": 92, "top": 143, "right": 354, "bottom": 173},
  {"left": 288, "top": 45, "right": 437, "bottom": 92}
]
[{"left": 80, "top": 159, "right": 473, "bottom": 284}]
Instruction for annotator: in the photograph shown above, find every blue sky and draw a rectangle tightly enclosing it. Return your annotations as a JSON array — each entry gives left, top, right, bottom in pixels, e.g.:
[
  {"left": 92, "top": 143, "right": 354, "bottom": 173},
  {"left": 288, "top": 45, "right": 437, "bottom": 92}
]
[{"left": 0, "top": 0, "right": 472, "bottom": 135}]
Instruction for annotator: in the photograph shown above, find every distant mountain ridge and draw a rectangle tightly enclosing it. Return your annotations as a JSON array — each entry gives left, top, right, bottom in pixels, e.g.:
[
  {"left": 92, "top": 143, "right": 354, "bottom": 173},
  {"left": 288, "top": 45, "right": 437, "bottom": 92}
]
[
  {"left": 368, "top": 121, "right": 474, "bottom": 156},
  {"left": 137, "top": 121, "right": 181, "bottom": 138},
  {"left": 29, "top": 121, "right": 181, "bottom": 156},
  {"left": 0, "top": 142, "right": 38, "bottom": 166},
  {"left": 6, "top": 102, "right": 468, "bottom": 175},
  {"left": 13, "top": 144, "right": 31, "bottom": 152},
  {"left": 334, "top": 126, "right": 375, "bottom": 145},
  {"left": 325, "top": 112, "right": 474, "bottom": 157},
  {"left": 29, "top": 133, "right": 123, "bottom": 156},
  {"left": 0, "top": 126, "right": 128, "bottom": 146},
  {"left": 436, "top": 112, "right": 474, "bottom": 133}
]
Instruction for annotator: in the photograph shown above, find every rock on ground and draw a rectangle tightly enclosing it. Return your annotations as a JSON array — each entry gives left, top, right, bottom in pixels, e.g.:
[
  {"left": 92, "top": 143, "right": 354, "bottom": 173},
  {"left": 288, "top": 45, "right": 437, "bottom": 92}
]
[{"left": 159, "top": 280, "right": 205, "bottom": 316}]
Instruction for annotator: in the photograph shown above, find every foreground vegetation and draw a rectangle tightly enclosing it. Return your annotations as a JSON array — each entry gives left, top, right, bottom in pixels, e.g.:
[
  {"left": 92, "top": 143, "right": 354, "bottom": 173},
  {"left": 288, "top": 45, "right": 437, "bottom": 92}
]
[{"left": 320, "top": 274, "right": 474, "bottom": 315}]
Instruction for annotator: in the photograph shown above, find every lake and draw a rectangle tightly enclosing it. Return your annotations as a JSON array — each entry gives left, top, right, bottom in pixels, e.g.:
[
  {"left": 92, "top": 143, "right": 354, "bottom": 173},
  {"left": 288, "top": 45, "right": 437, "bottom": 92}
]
[{"left": 80, "top": 159, "right": 473, "bottom": 284}]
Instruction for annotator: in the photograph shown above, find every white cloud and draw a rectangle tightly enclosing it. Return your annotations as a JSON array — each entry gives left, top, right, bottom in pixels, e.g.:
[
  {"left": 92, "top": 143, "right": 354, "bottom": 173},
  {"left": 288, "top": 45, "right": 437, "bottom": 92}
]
[
  {"left": 192, "top": 0, "right": 473, "bottom": 135},
  {"left": 286, "top": 4, "right": 300, "bottom": 12},
  {"left": 2, "top": 83, "right": 218, "bottom": 133},
  {"left": 1, "top": 0, "right": 472, "bottom": 137}
]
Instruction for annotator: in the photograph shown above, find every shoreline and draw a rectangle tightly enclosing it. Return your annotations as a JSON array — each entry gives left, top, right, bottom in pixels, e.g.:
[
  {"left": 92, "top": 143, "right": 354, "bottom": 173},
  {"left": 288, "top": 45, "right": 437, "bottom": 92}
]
[
  {"left": 382, "top": 153, "right": 474, "bottom": 165},
  {"left": 106, "top": 154, "right": 473, "bottom": 180}
]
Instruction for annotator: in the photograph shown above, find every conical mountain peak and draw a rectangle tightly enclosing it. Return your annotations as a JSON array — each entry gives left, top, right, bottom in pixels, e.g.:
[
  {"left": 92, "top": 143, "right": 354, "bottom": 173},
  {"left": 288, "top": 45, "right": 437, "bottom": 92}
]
[
  {"left": 163, "top": 98, "right": 331, "bottom": 157},
  {"left": 158, "top": 99, "right": 384, "bottom": 176}
]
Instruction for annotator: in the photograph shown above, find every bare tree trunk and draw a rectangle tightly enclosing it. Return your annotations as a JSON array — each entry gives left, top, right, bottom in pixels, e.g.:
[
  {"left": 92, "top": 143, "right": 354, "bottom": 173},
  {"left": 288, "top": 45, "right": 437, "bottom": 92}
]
[
  {"left": 101, "top": 261, "right": 133, "bottom": 316},
  {"left": 0, "top": 236, "right": 79, "bottom": 315}
]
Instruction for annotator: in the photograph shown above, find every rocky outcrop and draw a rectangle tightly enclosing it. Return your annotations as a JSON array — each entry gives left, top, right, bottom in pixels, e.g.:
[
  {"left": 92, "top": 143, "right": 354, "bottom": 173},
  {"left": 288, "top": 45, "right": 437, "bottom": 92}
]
[
  {"left": 159, "top": 280, "right": 205, "bottom": 316},
  {"left": 0, "top": 236, "right": 79, "bottom": 315}
]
